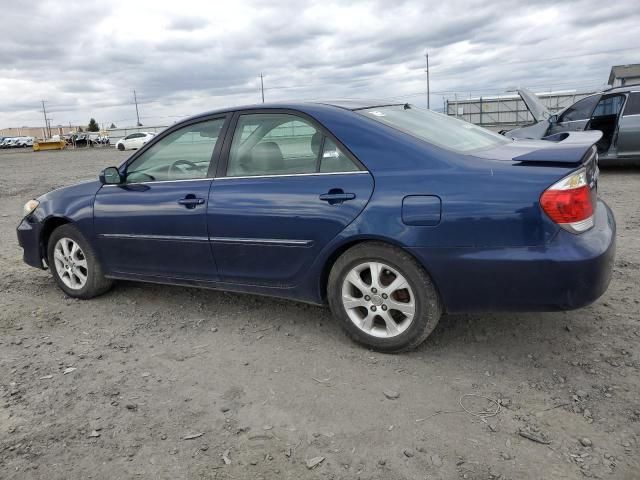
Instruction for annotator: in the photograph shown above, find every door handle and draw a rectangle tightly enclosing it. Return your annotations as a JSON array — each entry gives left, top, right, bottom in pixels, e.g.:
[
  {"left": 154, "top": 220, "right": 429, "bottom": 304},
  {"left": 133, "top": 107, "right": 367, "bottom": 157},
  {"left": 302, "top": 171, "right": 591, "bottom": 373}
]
[
  {"left": 178, "top": 196, "right": 205, "bottom": 209},
  {"left": 319, "top": 189, "right": 356, "bottom": 205}
]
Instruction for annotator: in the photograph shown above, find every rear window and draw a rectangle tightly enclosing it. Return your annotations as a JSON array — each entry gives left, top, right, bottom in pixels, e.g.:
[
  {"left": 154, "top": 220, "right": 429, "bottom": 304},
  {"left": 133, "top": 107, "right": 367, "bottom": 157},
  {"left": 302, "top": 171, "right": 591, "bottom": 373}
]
[{"left": 358, "top": 105, "right": 509, "bottom": 153}]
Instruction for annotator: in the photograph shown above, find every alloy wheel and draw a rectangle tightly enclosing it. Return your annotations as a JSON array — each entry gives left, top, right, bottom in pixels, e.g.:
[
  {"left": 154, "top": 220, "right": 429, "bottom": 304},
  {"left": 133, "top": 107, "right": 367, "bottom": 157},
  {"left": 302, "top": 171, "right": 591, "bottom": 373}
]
[
  {"left": 341, "top": 261, "right": 416, "bottom": 338},
  {"left": 53, "top": 237, "right": 88, "bottom": 290}
]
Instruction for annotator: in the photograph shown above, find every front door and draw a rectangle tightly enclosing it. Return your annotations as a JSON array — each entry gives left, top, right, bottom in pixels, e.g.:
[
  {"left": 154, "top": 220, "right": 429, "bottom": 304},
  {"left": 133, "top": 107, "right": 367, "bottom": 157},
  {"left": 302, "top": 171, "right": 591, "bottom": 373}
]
[
  {"left": 616, "top": 92, "right": 640, "bottom": 158},
  {"left": 94, "top": 116, "right": 227, "bottom": 280},
  {"left": 586, "top": 94, "right": 627, "bottom": 155},
  {"left": 548, "top": 94, "right": 601, "bottom": 135},
  {"left": 208, "top": 112, "right": 374, "bottom": 287}
]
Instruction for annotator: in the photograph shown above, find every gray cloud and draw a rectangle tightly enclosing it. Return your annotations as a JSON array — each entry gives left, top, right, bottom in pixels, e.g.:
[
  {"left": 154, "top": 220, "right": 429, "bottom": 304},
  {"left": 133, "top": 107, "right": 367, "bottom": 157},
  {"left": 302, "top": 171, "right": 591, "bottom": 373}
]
[
  {"left": 0, "top": 0, "right": 638, "bottom": 128},
  {"left": 167, "top": 16, "right": 209, "bottom": 31}
]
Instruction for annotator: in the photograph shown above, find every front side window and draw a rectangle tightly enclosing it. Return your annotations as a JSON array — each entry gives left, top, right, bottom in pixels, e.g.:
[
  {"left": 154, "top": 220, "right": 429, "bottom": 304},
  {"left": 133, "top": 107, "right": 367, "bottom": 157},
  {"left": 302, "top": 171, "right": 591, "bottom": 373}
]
[
  {"left": 126, "top": 118, "right": 225, "bottom": 183},
  {"left": 559, "top": 95, "right": 600, "bottom": 122},
  {"left": 359, "top": 105, "right": 509, "bottom": 153},
  {"left": 226, "top": 113, "right": 360, "bottom": 177}
]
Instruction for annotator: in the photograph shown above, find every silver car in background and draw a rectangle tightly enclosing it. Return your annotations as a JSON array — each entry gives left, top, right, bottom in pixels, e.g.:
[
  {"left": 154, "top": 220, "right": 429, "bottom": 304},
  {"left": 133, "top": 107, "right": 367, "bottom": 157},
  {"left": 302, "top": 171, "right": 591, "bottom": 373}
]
[{"left": 506, "top": 86, "right": 640, "bottom": 164}]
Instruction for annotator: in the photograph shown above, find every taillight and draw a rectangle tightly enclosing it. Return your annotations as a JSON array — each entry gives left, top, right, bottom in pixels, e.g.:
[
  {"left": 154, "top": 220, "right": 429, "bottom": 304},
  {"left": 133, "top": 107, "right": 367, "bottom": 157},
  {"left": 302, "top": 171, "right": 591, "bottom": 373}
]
[{"left": 540, "top": 168, "right": 594, "bottom": 233}]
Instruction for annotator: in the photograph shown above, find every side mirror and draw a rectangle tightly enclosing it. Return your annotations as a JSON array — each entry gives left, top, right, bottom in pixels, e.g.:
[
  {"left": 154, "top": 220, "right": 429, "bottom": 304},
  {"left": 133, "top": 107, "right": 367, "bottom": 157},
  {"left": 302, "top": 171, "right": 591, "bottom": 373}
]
[
  {"left": 548, "top": 114, "right": 558, "bottom": 124},
  {"left": 99, "top": 166, "right": 123, "bottom": 185}
]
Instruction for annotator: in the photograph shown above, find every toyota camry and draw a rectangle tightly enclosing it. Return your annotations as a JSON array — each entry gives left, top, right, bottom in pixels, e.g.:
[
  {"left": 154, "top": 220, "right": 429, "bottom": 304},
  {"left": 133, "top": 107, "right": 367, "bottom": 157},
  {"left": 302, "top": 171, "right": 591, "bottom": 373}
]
[{"left": 17, "top": 101, "right": 616, "bottom": 352}]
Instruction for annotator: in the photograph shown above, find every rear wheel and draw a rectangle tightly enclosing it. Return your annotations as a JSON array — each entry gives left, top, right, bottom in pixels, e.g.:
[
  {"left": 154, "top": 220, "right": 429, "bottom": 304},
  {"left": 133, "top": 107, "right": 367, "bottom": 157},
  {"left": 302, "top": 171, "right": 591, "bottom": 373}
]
[
  {"left": 48, "top": 224, "right": 113, "bottom": 299},
  {"left": 328, "top": 242, "right": 442, "bottom": 352}
]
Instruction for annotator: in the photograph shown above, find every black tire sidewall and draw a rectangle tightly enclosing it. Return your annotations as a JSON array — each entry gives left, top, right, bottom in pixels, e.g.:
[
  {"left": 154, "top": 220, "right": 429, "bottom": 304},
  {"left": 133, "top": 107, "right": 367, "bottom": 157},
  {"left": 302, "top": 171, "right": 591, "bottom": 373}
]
[{"left": 328, "top": 243, "right": 441, "bottom": 352}]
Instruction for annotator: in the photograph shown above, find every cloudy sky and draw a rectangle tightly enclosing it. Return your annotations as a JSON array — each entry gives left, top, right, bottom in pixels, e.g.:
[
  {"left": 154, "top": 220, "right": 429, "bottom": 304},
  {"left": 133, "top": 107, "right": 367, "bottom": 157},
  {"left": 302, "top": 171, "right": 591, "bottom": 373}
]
[{"left": 0, "top": 0, "right": 638, "bottom": 129}]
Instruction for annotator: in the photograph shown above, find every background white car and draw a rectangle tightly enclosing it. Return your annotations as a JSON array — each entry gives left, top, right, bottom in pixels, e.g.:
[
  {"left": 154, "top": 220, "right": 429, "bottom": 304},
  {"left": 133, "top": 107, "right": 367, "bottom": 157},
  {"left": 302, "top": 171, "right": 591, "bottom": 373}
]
[{"left": 115, "top": 132, "right": 155, "bottom": 151}]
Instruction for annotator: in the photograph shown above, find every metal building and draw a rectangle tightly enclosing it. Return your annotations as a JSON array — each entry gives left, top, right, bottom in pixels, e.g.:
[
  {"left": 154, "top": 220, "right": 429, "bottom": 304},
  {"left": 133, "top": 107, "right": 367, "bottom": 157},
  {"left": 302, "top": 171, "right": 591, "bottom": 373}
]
[{"left": 445, "top": 90, "right": 597, "bottom": 131}]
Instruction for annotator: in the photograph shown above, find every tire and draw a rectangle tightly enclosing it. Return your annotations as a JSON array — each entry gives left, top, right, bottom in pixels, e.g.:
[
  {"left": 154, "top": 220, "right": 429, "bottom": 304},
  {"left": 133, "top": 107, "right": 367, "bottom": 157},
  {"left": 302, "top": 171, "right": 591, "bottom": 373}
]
[
  {"left": 117, "top": 143, "right": 125, "bottom": 151},
  {"left": 328, "top": 242, "right": 442, "bottom": 353},
  {"left": 47, "top": 224, "right": 113, "bottom": 299}
]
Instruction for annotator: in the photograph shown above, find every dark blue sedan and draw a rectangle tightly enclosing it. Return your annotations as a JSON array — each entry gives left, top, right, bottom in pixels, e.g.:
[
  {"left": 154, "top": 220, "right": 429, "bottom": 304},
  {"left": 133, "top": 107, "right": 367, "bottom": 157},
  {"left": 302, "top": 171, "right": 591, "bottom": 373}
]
[{"left": 17, "top": 101, "right": 616, "bottom": 352}]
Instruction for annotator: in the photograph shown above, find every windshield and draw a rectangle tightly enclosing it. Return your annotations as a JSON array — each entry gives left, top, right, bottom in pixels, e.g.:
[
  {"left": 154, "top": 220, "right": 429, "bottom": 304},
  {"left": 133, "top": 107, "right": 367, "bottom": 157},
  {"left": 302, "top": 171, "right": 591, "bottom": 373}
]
[{"left": 358, "top": 105, "right": 510, "bottom": 153}]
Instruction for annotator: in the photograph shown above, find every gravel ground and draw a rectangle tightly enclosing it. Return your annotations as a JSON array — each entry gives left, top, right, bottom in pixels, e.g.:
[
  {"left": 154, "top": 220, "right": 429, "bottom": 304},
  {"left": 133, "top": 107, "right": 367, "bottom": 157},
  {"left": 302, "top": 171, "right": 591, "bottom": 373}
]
[{"left": 1, "top": 147, "right": 639, "bottom": 480}]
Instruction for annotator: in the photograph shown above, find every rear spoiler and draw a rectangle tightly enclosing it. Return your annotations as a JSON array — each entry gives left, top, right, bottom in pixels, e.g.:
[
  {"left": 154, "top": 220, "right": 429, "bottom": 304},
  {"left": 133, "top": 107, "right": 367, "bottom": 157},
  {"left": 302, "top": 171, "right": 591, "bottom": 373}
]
[{"left": 513, "top": 131, "right": 601, "bottom": 165}]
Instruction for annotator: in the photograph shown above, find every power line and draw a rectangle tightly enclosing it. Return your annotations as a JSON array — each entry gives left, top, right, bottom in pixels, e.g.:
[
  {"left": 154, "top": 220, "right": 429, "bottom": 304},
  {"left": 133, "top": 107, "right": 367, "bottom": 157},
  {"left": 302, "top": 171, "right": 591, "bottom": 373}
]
[
  {"left": 428, "top": 45, "right": 640, "bottom": 78},
  {"left": 268, "top": 45, "right": 640, "bottom": 93}
]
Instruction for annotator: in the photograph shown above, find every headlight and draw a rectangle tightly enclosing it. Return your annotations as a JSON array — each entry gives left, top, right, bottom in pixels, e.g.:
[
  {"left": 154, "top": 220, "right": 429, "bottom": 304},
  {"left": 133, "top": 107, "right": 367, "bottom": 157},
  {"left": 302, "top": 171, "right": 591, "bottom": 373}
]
[{"left": 23, "top": 199, "right": 40, "bottom": 217}]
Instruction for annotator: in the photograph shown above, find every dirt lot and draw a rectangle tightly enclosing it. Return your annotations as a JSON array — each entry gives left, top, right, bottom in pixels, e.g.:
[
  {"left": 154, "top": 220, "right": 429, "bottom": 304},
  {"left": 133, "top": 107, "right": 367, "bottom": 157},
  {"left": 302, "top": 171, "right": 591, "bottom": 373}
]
[{"left": 0, "top": 147, "right": 638, "bottom": 479}]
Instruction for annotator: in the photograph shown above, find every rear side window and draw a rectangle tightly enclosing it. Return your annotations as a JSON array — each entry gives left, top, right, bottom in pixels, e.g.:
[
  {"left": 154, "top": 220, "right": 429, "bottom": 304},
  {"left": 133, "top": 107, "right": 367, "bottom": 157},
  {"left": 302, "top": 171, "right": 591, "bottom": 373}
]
[
  {"left": 623, "top": 93, "right": 640, "bottom": 116},
  {"left": 226, "top": 113, "right": 360, "bottom": 177},
  {"left": 320, "top": 138, "right": 359, "bottom": 173},
  {"left": 559, "top": 95, "right": 600, "bottom": 122}
]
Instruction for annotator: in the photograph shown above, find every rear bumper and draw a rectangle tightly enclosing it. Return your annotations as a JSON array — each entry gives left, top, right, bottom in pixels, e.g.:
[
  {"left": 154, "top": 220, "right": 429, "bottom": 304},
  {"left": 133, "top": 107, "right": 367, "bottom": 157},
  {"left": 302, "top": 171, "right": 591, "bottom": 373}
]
[
  {"left": 410, "top": 200, "right": 616, "bottom": 313},
  {"left": 17, "top": 216, "right": 45, "bottom": 269}
]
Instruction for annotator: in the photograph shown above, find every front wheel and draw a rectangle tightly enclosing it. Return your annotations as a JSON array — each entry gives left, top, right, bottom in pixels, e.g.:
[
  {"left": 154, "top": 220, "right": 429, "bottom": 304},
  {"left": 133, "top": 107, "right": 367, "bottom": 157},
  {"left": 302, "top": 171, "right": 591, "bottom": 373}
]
[
  {"left": 117, "top": 143, "right": 125, "bottom": 151},
  {"left": 48, "top": 224, "right": 113, "bottom": 299},
  {"left": 328, "top": 242, "right": 442, "bottom": 353}
]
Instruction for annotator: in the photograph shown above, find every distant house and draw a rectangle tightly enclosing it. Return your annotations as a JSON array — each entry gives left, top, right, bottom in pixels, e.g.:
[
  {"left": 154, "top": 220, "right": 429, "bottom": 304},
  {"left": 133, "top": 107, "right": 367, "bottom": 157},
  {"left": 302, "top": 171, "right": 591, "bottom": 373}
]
[{"left": 608, "top": 64, "right": 640, "bottom": 88}]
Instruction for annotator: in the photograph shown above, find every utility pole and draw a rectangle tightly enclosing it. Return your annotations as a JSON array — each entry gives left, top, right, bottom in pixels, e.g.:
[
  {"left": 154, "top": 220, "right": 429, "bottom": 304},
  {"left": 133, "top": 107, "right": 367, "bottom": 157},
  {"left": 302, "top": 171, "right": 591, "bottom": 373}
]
[
  {"left": 260, "top": 73, "right": 265, "bottom": 103},
  {"left": 41, "top": 100, "right": 51, "bottom": 138},
  {"left": 133, "top": 89, "right": 141, "bottom": 126},
  {"left": 424, "top": 52, "right": 430, "bottom": 110}
]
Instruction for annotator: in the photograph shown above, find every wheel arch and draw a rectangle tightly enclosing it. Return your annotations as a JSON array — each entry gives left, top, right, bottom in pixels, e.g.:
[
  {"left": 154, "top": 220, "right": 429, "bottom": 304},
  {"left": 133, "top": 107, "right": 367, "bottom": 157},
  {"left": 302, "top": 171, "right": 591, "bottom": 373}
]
[
  {"left": 318, "top": 236, "right": 445, "bottom": 310},
  {"left": 40, "top": 216, "right": 73, "bottom": 263}
]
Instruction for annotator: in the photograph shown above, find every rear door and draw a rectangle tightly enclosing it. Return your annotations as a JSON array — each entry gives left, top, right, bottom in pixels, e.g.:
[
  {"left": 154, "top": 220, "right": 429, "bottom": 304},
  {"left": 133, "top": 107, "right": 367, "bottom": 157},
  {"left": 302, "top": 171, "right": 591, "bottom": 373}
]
[
  {"left": 136, "top": 133, "right": 151, "bottom": 149},
  {"left": 208, "top": 111, "right": 374, "bottom": 287},
  {"left": 130, "top": 133, "right": 144, "bottom": 149},
  {"left": 121, "top": 134, "right": 135, "bottom": 149},
  {"left": 94, "top": 116, "right": 228, "bottom": 280},
  {"left": 616, "top": 92, "right": 640, "bottom": 158},
  {"left": 549, "top": 95, "right": 601, "bottom": 135}
]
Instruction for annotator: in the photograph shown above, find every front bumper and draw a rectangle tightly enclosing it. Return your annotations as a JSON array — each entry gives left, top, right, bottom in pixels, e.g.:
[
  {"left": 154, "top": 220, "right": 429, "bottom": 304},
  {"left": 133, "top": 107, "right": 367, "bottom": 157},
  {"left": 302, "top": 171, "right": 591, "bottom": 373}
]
[
  {"left": 17, "top": 215, "right": 46, "bottom": 269},
  {"left": 410, "top": 200, "right": 616, "bottom": 313}
]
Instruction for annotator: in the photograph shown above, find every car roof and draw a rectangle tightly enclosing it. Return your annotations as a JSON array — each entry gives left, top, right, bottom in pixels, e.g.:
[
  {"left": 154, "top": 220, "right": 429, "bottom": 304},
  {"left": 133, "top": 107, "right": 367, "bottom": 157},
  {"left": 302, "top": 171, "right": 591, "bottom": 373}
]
[
  {"left": 605, "top": 85, "right": 640, "bottom": 94},
  {"left": 185, "top": 99, "right": 405, "bottom": 122}
]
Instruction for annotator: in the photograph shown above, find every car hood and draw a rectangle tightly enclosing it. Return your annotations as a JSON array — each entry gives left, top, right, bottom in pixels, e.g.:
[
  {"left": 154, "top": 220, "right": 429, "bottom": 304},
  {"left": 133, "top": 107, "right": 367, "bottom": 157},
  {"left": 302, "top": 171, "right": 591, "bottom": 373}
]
[
  {"left": 37, "top": 179, "right": 102, "bottom": 204},
  {"left": 518, "top": 88, "right": 551, "bottom": 122},
  {"left": 473, "top": 131, "right": 602, "bottom": 165}
]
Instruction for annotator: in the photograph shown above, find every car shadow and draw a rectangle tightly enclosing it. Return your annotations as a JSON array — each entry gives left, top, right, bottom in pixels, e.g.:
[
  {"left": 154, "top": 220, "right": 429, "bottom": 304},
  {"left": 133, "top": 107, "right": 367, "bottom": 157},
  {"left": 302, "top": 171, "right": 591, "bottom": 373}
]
[{"left": 101, "top": 280, "right": 594, "bottom": 361}]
